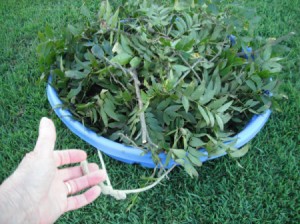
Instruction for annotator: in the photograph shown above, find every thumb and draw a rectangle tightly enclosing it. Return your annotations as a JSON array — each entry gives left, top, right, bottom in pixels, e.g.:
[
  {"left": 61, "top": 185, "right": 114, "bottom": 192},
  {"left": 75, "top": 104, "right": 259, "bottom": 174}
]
[{"left": 34, "top": 117, "right": 57, "bottom": 154}]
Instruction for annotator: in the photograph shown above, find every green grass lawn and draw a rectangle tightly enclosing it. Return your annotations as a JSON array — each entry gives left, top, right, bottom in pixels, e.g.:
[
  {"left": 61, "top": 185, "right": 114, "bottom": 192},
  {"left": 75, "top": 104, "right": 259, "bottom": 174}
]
[{"left": 0, "top": 0, "right": 299, "bottom": 223}]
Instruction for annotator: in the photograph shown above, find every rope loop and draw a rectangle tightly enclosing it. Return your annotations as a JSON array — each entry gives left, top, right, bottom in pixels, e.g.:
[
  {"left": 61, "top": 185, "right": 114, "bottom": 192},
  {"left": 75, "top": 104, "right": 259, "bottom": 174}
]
[{"left": 80, "top": 150, "right": 176, "bottom": 200}]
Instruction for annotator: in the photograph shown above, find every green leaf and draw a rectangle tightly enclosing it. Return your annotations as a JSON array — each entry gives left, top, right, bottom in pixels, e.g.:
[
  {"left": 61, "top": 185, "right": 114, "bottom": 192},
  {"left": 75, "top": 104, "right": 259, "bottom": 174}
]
[
  {"left": 216, "top": 101, "right": 233, "bottom": 113},
  {"left": 183, "top": 161, "right": 199, "bottom": 178},
  {"left": 252, "top": 75, "right": 263, "bottom": 89},
  {"left": 199, "top": 89, "right": 215, "bottom": 105},
  {"left": 130, "top": 57, "right": 142, "bottom": 68},
  {"left": 215, "top": 114, "right": 224, "bottom": 130},
  {"left": 100, "top": 106, "right": 108, "bottom": 127},
  {"left": 207, "top": 3, "right": 219, "bottom": 14},
  {"left": 175, "top": 158, "right": 185, "bottom": 166},
  {"left": 67, "top": 83, "right": 82, "bottom": 98},
  {"left": 105, "top": 0, "right": 112, "bottom": 21},
  {"left": 165, "top": 105, "right": 182, "bottom": 113},
  {"left": 182, "top": 96, "right": 190, "bottom": 112},
  {"left": 84, "top": 51, "right": 96, "bottom": 62},
  {"left": 263, "top": 61, "right": 282, "bottom": 73},
  {"left": 121, "top": 35, "right": 134, "bottom": 55},
  {"left": 164, "top": 151, "right": 172, "bottom": 167},
  {"left": 187, "top": 153, "right": 202, "bottom": 167},
  {"left": 198, "top": 105, "right": 210, "bottom": 125},
  {"left": 67, "top": 24, "right": 81, "bottom": 36},
  {"left": 229, "top": 144, "right": 250, "bottom": 158},
  {"left": 207, "top": 110, "right": 215, "bottom": 127},
  {"left": 159, "top": 38, "right": 171, "bottom": 47},
  {"left": 263, "top": 45, "right": 272, "bottom": 61},
  {"left": 188, "top": 147, "right": 206, "bottom": 157},
  {"left": 214, "top": 75, "right": 221, "bottom": 95},
  {"left": 91, "top": 108, "right": 98, "bottom": 124},
  {"left": 91, "top": 45, "right": 104, "bottom": 59},
  {"left": 182, "top": 12, "right": 193, "bottom": 28},
  {"left": 76, "top": 102, "right": 93, "bottom": 110},
  {"left": 262, "top": 80, "right": 278, "bottom": 91},
  {"left": 202, "top": 61, "right": 214, "bottom": 69},
  {"left": 98, "top": 1, "right": 106, "bottom": 19},
  {"left": 189, "top": 137, "right": 205, "bottom": 148},
  {"left": 190, "top": 80, "right": 206, "bottom": 101},
  {"left": 172, "top": 64, "right": 190, "bottom": 74},
  {"left": 157, "top": 98, "right": 172, "bottom": 110},
  {"left": 174, "top": 0, "right": 193, "bottom": 11},
  {"left": 245, "top": 99, "right": 260, "bottom": 108},
  {"left": 112, "top": 42, "right": 123, "bottom": 54},
  {"left": 111, "top": 52, "right": 133, "bottom": 65},
  {"left": 246, "top": 80, "right": 256, "bottom": 91},
  {"left": 211, "top": 25, "right": 223, "bottom": 41},
  {"left": 175, "top": 19, "right": 186, "bottom": 34},
  {"left": 75, "top": 56, "right": 90, "bottom": 70},
  {"left": 102, "top": 40, "right": 112, "bottom": 55},
  {"left": 257, "top": 70, "right": 272, "bottom": 78},
  {"left": 103, "top": 99, "right": 120, "bottom": 121},
  {"left": 65, "top": 70, "right": 87, "bottom": 79},
  {"left": 108, "top": 8, "right": 119, "bottom": 28},
  {"left": 175, "top": 37, "right": 195, "bottom": 51},
  {"left": 172, "top": 149, "right": 186, "bottom": 159},
  {"left": 207, "top": 96, "right": 228, "bottom": 111}
]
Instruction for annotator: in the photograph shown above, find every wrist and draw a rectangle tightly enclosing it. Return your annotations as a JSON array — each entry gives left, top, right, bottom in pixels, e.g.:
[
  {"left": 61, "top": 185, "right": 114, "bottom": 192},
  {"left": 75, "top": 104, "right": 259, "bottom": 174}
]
[{"left": 0, "top": 175, "right": 38, "bottom": 224}]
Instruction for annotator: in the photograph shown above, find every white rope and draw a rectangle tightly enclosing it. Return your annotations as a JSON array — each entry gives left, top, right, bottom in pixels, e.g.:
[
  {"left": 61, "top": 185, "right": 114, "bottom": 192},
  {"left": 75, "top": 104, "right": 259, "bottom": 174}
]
[{"left": 80, "top": 150, "right": 176, "bottom": 200}]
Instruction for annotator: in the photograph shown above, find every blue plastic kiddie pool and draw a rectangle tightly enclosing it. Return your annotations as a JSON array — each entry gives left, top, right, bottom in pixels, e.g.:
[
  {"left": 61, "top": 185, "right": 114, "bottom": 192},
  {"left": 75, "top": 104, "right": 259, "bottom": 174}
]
[{"left": 47, "top": 81, "right": 271, "bottom": 168}]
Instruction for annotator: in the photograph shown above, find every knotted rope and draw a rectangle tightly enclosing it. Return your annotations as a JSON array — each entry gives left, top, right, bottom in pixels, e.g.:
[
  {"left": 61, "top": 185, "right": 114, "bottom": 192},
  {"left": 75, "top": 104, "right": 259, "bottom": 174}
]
[{"left": 80, "top": 150, "right": 176, "bottom": 200}]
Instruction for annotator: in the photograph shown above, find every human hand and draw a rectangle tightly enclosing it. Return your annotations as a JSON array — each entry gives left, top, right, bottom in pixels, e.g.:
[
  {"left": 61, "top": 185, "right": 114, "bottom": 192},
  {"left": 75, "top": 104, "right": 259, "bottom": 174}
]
[{"left": 0, "top": 117, "right": 106, "bottom": 224}]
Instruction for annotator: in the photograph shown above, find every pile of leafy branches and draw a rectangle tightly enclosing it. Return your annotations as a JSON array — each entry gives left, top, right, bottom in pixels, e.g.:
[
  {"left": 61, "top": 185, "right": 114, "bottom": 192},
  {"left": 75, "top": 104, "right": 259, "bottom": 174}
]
[{"left": 37, "top": 0, "right": 285, "bottom": 177}]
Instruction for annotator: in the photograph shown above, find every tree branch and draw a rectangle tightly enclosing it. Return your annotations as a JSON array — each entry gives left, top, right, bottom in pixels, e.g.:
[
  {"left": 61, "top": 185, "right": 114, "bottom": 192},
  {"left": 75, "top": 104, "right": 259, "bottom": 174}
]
[
  {"left": 102, "top": 56, "right": 149, "bottom": 144},
  {"left": 128, "top": 69, "right": 148, "bottom": 144}
]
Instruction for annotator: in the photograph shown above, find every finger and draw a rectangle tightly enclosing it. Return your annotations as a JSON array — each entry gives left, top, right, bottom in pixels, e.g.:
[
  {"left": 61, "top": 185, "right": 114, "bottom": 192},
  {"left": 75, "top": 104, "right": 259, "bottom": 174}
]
[
  {"left": 66, "top": 170, "right": 106, "bottom": 195},
  {"left": 34, "top": 117, "right": 56, "bottom": 154},
  {"left": 65, "top": 185, "right": 101, "bottom": 212},
  {"left": 54, "top": 150, "right": 87, "bottom": 167},
  {"left": 60, "top": 163, "right": 99, "bottom": 181}
]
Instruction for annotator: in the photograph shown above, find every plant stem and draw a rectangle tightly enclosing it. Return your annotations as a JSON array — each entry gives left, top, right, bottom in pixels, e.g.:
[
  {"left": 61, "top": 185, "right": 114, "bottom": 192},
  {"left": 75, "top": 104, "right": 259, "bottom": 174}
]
[
  {"left": 128, "top": 69, "right": 148, "bottom": 144},
  {"left": 118, "top": 133, "right": 140, "bottom": 148},
  {"left": 174, "top": 58, "right": 205, "bottom": 87},
  {"left": 176, "top": 52, "right": 201, "bottom": 81},
  {"left": 109, "top": 71, "right": 129, "bottom": 91},
  {"left": 102, "top": 56, "right": 149, "bottom": 144}
]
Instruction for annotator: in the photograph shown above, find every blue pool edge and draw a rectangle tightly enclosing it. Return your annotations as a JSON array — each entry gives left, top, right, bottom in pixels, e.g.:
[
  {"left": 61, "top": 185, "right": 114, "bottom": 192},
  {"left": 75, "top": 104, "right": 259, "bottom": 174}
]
[{"left": 47, "top": 82, "right": 271, "bottom": 168}]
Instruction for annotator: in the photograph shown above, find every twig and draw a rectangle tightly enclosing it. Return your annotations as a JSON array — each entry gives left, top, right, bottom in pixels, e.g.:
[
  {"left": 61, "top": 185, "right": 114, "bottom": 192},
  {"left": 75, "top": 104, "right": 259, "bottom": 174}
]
[
  {"left": 102, "top": 56, "right": 149, "bottom": 144},
  {"left": 151, "top": 166, "right": 158, "bottom": 178},
  {"left": 208, "top": 39, "right": 227, "bottom": 63},
  {"left": 109, "top": 71, "right": 129, "bottom": 91},
  {"left": 128, "top": 69, "right": 148, "bottom": 144},
  {"left": 118, "top": 133, "right": 140, "bottom": 148},
  {"left": 102, "top": 56, "right": 128, "bottom": 74},
  {"left": 134, "top": 131, "right": 141, "bottom": 141},
  {"left": 174, "top": 58, "right": 205, "bottom": 87},
  {"left": 176, "top": 52, "right": 201, "bottom": 81},
  {"left": 157, "top": 161, "right": 169, "bottom": 178}
]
